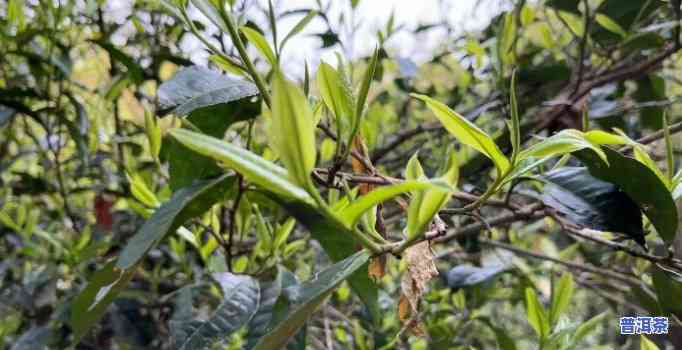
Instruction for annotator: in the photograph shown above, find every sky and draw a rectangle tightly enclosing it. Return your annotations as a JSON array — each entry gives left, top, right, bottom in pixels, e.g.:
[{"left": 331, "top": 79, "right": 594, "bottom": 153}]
[
  {"left": 176, "top": 0, "right": 506, "bottom": 74},
  {"left": 105, "top": 0, "right": 506, "bottom": 75}
]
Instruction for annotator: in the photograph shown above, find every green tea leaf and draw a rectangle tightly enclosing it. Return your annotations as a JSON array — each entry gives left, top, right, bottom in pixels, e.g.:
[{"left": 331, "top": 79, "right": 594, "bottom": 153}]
[
  {"left": 356, "top": 47, "right": 380, "bottom": 120},
  {"left": 575, "top": 147, "right": 678, "bottom": 242},
  {"left": 405, "top": 152, "right": 426, "bottom": 181},
  {"left": 406, "top": 152, "right": 458, "bottom": 238},
  {"left": 126, "top": 172, "right": 160, "bottom": 208},
  {"left": 652, "top": 267, "right": 682, "bottom": 315},
  {"left": 173, "top": 273, "right": 260, "bottom": 349},
  {"left": 509, "top": 70, "right": 521, "bottom": 164},
  {"left": 641, "top": 335, "right": 660, "bottom": 350},
  {"left": 520, "top": 129, "right": 608, "bottom": 164},
  {"left": 70, "top": 261, "right": 136, "bottom": 343},
  {"left": 339, "top": 180, "right": 445, "bottom": 227},
  {"left": 253, "top": 251, "right": 370, "bottom": 349},
  {"left": 542, "top": 167, "right": 644, "bottom": 246},
  {"left": 574, "top": 312, "right": 607, "bottom": 344},
  {"left": 549, "top": 272, "right": 574, "bottom": 326},
  {"left": 525, "top": 287, "right": 550, "bottom": 340},
  {"left": 157, "top": 66, "right": 258, "bottom": 117},
  {"left": 583, "top": 130, "right": 628, "bottom": 146},
  {"left": 280, "top": 10, "right": 318, "bottom": 51},
  {"left": 241, "top": 27, "right": 278, "bottom": 66},
  {"left": 317, "top": 62, "right": 355, "bottom": 136},
  {"left": 595, "top": 14, "right": 628, "bottom": 38},
  {"left": 268, "top": 198, "right": 380, "bottom": 323},
  {"left": 412, "top": 94, "right": 510, "bottom": 173},
  {"left": 117, "top": 174, "right": 233, "bottom": 269},
  {"left": 170, "top": 128, "right": 314, "bottom": 204},
  {"left": 271, "top": 71, "right": 317, "bottom": 189},
  {"left": 144, "top": 111, "right": 162, "bottom": 160}
]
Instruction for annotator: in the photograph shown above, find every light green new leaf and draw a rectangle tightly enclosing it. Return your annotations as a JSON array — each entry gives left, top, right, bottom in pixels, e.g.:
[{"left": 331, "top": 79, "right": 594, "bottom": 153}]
[
  {"left": 280, "top": 10, "right": 318, "bottom": 51},
  {"left": 412, "top": 94, "right": 510, "bottom": 173},
  {"left": 596, "top": 13, "right": 628, "bottom": 38},
  {"left": 611, "top": 128, "right": 670, "bottom": 188},
  {"left": 127, "top": 172, "right": 160, "bottom": 208},
  {"left": 549, "top": 272, "right": 574, "bottom": 326},
  {"left": 634, "top": 147, "right": 670, "bottom": 189},
  {"left": 519, "top": 129, "right": 608, "bottom": 164},
  {"left": 241, "top": 27, "right": 278, "bottom": 66},
  {"left": 170, "top": 129, "right": 314, "bottom": 204},
  {"left": 405, "top": 152, "right": 426, "bottom": 181},
  {"left": 117, "top": 175, "right": 233, "bottom": 270},
  {"left": 406, "top": 152, "right": 458, "bottom": 238},
  {"left": 317, "top": 62, "right": 355, "bottom": 131},
  {"left": 144, "top": 111, "right": 162, "bottom": 160},
  {"left": 574, "top": 312, "right": 607, "bottom": 344},
  {"left": 339, "top": 180, "right": 447, "bottom": 227},
  {"left": 499, "top": 11, "right": 517, "bottom": 64},
  {"left": 271, "top": 71, "right": 318, "bottom": 189},
  {"left": 8, "top": 0, "right": 26, "bottom": 31},
  {"left": 356, "top": 47, "right": 380, "bottom": 120},
  {"left": 525, "top": 288, "right": 550, "bottom": 340},
  {"left": 273, "top": 218, "right": 296, "bottom": 252},
  {"left": 509, "top": 71, "right": 521, "bottom": 164},
  {"left": 584, "top": 130, "right": 628, "bottom": 146},
  {"left": 641, "top": 335, "right": 661, "bottom": 350}
]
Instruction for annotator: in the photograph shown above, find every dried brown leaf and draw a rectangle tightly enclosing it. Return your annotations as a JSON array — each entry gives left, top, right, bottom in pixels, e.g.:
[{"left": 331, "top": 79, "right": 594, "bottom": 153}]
[
  {"left": 369, "top": 255, "right": 386, "bottom": 280},
  {"left": 398, "top": 241, "right": 438, "bottom": 334}
]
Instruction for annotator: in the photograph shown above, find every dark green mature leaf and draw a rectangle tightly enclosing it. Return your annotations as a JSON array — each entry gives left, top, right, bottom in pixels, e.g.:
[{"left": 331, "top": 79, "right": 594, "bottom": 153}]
[
  {"left": 164, "top": 101, "right": 258, "bottom": 190},
  {"left": 445, "top": 265, "right": 509, "bottom": 290},
  {"left": 245, "top": 268, "right": 292, "bottom": 349},
  {"left": 252, "top": 251, "right": 370, "bottom": 349},
  {"left": 157, "top": 66, "right": 258, "bottom": 116},
  {"left": 70, "top": 261, "right": 137, "bottom": 342},
  {"left": 542, "top": 167, "right": 645, "bottom": 245},
  {"left": 477, "top": 317, "right": 518, "bottom": 350},
  {"left": 72, "top": 176, "right": 232, "bottom": 342},
  {"left": 652, "top": 268, "right": 682, "bottom": 316},
  {"left": 10, "top": 326, "right": 53, "bottom": 350},
  {"left": 273, "top": 199, "right": 380, "bottom": 322},
  {"left": 635, "top": 75, "right": 666, "bottom": 129},
  {"left": 545, "top": 0, "right": 579, "bottom": 14},
  {"left": 173, "top": 273, "right": 260, "bottom": 349},
  {"left": 586, "top": 0, "right": 661, "bottom": 44},
  {"left": 575, "top": 148, "right": 678, "bottom": 242},
  {"left": 315, "top": 30, "right": 340, "bottom": 48},
  {"left": 597, "top": 0, "right": 660, "bottom": 31},
  {"left": 117, "top": 174, "right": 233, "bottom": 269},
  {"left": 0, "top": 105, "right": 15, "bottom": 126}
]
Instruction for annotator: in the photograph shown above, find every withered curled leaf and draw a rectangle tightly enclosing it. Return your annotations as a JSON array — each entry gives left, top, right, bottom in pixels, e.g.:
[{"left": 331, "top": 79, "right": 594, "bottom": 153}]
[{"left": 398, "top": 241, "right": 438, "bottom": 335}]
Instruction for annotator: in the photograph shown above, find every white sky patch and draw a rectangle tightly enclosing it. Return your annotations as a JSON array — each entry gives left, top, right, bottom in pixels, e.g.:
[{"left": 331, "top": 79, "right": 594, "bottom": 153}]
[{"left": 173, "top": 0, "right": 507, "bottom": 76}]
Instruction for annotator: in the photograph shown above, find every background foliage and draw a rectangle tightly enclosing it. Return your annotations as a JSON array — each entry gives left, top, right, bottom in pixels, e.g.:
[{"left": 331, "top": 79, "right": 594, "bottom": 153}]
[{"left": 2, "top": 0, "right": 682, "bottom": 349}]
